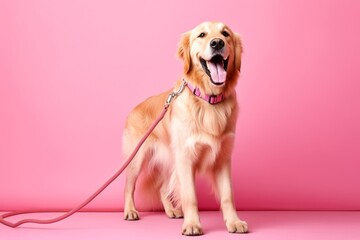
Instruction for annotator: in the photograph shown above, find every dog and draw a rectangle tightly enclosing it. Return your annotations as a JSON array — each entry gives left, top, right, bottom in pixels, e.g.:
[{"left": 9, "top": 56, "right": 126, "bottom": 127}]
[{"left": 122, "top": 21, "right": 247, "bottom": 235}]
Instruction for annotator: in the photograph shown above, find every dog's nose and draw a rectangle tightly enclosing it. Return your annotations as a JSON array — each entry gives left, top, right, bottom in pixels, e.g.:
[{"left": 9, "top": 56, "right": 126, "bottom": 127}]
[{"left": 210, "top": 38, "right": 224, "bottom": 50}]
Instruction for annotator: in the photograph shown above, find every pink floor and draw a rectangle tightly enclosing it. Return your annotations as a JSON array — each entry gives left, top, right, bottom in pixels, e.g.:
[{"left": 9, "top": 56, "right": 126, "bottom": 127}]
[{"left": 1, "top": 211, "right": 360, "bottom": 240}]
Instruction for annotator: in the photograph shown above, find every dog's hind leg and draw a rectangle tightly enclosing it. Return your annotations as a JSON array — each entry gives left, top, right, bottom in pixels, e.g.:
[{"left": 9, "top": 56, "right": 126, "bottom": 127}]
[
  {"left": 160, "top": 183, "right": 183, "bottom": 219},
  {"left": 123, "top": 142, "right": 149, "bottom": 221}
]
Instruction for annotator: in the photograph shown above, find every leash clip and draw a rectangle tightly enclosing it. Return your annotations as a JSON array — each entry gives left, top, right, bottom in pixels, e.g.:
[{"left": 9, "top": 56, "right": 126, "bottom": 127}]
[{"left": 164, "top": 80, "right": 187, "bottom": 108}]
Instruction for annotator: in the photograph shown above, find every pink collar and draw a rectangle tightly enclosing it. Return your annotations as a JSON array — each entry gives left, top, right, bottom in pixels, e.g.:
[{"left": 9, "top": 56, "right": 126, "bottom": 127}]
[{"left": 186, "top": 81, "right": 225, "bottom": 105}]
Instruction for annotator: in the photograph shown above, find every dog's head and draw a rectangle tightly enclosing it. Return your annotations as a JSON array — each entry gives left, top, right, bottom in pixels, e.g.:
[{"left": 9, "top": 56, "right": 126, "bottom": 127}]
[{"left": 177, "top": 22, "right": 242, "bottom": 95}]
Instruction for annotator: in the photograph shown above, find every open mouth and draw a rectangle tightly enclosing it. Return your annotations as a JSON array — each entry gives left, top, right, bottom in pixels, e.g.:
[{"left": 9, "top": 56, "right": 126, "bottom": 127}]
[{"left": 200, "top": 55, "right": 229, "bottom": 85}]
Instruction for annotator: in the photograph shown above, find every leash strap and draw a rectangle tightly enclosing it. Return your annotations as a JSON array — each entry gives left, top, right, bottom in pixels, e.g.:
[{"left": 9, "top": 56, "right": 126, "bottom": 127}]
[{"left": 0, "top": 81, "right": 186, "bottom": 228}]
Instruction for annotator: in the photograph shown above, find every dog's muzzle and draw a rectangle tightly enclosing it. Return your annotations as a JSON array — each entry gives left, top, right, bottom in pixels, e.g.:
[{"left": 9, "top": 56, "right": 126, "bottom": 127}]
[{"left": 200, "top": 38, "right": 228, "bottom": 85}]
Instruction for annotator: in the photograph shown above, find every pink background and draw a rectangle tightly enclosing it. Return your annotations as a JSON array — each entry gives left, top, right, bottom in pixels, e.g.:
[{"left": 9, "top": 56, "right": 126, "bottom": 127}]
[{"left": 1, "top": 0, "right": 360, "bottom": 212}]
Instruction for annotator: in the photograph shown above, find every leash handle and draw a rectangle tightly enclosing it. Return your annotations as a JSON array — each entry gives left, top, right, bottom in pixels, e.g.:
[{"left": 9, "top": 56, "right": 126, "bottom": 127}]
[{"left": 0, "top": 83, "right": 186, "bottom": 228}]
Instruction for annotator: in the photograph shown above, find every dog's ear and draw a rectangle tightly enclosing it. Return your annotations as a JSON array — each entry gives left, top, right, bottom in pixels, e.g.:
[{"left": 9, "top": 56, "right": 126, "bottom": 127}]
[
  {"left": 233, "top": 33, "right": 243, "bottom": 72},
  {"left": 177, "top": 32, "right": 192, "bottom": 73}
]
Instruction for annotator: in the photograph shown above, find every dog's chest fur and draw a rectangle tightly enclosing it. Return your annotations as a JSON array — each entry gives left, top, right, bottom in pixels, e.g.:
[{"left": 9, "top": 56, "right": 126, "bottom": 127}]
[{"left": 169, "top": 93, "right": 237, "bottom": 169}]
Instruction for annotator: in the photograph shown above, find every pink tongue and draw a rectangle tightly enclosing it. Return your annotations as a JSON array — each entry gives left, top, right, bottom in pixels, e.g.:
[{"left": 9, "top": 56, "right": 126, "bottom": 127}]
[{"left": 207, "top": 61, "right": 227, "bottom": 84}]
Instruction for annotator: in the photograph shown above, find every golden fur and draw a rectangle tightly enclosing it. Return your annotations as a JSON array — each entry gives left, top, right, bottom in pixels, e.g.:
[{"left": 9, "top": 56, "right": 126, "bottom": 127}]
[{"left": 123, "top": 22, "right": 248, "bottom": 235}]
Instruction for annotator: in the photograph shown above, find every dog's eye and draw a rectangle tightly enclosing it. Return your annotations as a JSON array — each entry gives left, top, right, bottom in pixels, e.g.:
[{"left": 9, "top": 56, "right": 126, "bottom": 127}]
[
  {"left": 221, "top": 31, "right": 230, "bottom": 37},
  {"left": 198, "top": 32, "right": 206, "bottom": 38}
]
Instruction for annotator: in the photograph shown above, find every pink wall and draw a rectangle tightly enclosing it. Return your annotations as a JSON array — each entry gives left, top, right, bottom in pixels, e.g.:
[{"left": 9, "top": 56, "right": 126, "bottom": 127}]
[{"left": 1, "top": 0, "right": 360, "bottom": 211}]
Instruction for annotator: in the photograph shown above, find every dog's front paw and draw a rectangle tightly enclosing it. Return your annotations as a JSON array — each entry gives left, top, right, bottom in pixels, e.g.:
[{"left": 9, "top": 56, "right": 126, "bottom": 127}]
[
  {"left": 226, "top": 219, "right": 248, "bottom": 233},
  {"left": 182, "top": 222, "right": 203, "bottom": 236},
  {"left": 124, "top": 210, "right": 139, "bottom": 221}
]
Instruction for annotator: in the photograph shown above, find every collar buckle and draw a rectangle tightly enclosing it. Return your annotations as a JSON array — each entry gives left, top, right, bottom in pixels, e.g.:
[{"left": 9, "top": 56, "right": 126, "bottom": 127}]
[{"left": 208, "top": 94, "right": 224, "bottom": 105}]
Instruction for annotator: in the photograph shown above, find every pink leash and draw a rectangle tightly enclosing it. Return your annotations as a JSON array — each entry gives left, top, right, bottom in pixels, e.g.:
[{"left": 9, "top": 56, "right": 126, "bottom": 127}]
[{"left": 0, "top": 81, "right": 187, "bottom": 228}]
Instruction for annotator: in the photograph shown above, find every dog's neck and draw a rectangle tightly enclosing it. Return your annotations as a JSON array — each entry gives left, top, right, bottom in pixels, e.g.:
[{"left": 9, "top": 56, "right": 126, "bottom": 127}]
[{"left": 185, "top": 80, "right": 225, "bottom": 105}]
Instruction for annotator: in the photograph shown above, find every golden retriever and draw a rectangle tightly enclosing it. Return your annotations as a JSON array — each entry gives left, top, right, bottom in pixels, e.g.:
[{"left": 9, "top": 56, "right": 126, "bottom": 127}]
[{"left": 122, "top": 21, "right": 247, "bottom": 235}]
